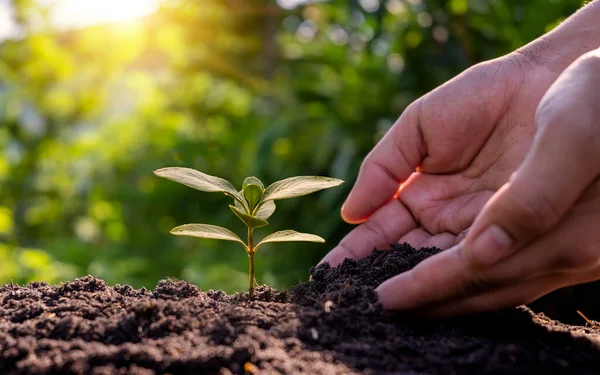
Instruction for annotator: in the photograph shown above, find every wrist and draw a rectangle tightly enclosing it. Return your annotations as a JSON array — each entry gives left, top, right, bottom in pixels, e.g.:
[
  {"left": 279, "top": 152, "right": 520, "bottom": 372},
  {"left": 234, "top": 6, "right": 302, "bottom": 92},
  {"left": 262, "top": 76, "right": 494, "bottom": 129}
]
[{"left": 516, "top": 0, "right": 600, "bottom": 74}]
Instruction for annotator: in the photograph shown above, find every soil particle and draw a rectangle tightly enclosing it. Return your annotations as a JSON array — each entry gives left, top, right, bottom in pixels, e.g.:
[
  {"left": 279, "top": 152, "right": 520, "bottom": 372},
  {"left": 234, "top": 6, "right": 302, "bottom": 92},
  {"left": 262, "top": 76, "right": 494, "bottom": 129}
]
[{"left": 1, "top": 243, "right": 600, "bottom": 374}]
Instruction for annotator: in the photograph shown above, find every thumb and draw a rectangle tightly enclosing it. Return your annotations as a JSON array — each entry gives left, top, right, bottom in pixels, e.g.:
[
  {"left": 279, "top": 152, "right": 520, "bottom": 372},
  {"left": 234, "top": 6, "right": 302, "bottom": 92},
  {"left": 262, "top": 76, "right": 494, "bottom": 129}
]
[{"left": 463, "top": 54, "right": 600, "bottom": 266}]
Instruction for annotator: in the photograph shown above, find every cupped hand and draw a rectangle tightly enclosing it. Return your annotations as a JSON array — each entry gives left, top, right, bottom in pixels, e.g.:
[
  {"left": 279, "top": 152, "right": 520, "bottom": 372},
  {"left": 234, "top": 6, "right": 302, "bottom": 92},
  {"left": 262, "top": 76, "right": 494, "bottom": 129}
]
[
  {"left": 320, "top": 51, "right": 559, "bottom": 267},
  {"left": 376, "top": 49, "right": 600, "bottom": 316}
]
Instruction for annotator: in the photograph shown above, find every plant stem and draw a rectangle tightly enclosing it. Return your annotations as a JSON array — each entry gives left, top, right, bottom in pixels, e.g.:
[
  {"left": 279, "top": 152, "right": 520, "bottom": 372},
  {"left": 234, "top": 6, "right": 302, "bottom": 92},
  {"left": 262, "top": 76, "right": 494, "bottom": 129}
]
[{"left": 248, "top": 227, "right": 255, "bottom": 301}]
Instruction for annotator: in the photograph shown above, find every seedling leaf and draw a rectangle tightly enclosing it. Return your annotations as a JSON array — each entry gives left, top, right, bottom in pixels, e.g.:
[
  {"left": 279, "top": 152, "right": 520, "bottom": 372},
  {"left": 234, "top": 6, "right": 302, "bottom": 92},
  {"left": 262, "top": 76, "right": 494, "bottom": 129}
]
[
  {"left": 229, "top": 205, "right": 269, "bottom": 228},
  {"left": 262, "top": 176, "right": 344, "bottom": 202},
  {"left": 170, "top": 224, "right": 247, "bottom": 249},
  {"left": 254, "top": 200, "right": 276, "bottom": 220},
  {"left": 243, "top": 176, "right": 264, "bottom": 190},
  {"left": 243, "top": 183, "right": 263, "bottom": 211},
  {"left": 234, "top": 190, "right": 249, "bottom": 214},
  {"left": 255, "top": 230, "right": 325, "bottom": 251},
  {"left": 154, "top": 167, "right": 245, "bottom": 205}
]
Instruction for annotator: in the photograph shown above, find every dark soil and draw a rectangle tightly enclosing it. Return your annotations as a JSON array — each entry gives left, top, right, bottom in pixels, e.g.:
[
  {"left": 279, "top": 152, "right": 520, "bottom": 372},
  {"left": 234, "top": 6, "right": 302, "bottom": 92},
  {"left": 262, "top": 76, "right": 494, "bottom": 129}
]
[{"left": 2, "top": 244, "right": 600, "bottom": 375}]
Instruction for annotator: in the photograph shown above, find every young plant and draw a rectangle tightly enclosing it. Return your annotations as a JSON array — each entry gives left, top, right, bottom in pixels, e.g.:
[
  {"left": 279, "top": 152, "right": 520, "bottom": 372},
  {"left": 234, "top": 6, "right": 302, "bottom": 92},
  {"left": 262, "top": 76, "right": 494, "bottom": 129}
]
[{"left": 154, "top": 167, "right": 344, "bottom": 300}]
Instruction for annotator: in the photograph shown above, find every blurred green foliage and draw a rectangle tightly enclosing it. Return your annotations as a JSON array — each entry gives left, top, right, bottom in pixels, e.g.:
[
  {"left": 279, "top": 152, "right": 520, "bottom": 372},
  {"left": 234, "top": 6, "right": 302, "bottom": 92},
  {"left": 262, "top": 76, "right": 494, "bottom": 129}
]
[{"left": 0, "top": 0, "right": 585, "bottom": 291}]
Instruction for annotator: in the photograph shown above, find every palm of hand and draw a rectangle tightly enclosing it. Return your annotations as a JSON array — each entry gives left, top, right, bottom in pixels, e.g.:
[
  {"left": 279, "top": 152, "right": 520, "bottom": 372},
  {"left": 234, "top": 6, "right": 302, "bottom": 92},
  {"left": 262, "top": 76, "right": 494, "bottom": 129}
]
[
  {"left": 399, "top": 54, "right": 558, "bottom": 237},
  {"left": 322, "top": 53, "right": 559, "bottom": 266}
]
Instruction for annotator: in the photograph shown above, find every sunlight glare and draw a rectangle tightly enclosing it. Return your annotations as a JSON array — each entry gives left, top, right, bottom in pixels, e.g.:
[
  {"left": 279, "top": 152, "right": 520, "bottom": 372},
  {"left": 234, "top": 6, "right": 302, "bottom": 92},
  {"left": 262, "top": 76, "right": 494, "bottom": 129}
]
[
  {"left": 0, "top": 1, "right": 19, "bottom": 39},
  {"left": 51, "top": 0, "right": 160, "bottom": 28}
]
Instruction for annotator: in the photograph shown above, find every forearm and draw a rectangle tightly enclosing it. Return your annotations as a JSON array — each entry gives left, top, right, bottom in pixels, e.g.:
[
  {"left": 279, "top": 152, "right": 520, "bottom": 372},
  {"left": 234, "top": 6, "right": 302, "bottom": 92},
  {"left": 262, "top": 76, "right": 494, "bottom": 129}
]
[{"left": 517, "top": 0, "right": 600, "bottom": 73}]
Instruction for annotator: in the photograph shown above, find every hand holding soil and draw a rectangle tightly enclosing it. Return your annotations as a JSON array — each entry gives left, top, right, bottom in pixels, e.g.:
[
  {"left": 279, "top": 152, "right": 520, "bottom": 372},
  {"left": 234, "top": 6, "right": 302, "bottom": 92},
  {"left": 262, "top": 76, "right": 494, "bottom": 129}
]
[
  {"left": 321, "top": 1, "right": 600, "bottom": 316},
  {"left": 377, "top": 50, "right": 600, "bottom": 316}
]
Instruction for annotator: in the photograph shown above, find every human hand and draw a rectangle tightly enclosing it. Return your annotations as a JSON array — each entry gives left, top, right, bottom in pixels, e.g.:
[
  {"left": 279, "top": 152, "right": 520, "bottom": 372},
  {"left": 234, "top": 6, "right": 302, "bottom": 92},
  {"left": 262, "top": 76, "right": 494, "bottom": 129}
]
[
  {"left": 320, "top": 50, "right": 559, "bottom": 267},
  {"left": 376, "top": 49, "right": 600, "bottom": 316},
  {"left": 320, "top": 0, "right": 600, "bottom": 269}
]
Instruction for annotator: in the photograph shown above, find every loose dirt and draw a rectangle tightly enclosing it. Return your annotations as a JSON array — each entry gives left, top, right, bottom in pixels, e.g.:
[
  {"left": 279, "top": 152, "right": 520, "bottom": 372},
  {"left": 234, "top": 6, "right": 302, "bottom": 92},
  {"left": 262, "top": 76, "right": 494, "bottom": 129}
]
[{"left": 1, "top": 244, "right": 600, "bottom": 374}]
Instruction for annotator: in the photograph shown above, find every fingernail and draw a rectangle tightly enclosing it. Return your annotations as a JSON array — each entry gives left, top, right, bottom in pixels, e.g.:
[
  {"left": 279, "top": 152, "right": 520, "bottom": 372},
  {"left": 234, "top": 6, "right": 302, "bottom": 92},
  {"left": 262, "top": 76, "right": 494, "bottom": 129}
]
[{"left": 468, "top": 225, "right": 513, "bottom": 266}]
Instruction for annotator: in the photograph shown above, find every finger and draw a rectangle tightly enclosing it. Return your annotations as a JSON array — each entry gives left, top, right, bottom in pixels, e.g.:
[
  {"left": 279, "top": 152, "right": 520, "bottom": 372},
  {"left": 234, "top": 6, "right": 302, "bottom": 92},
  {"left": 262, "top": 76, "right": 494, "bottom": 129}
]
[
  {"left": 464, "top": 59, "right": 600, "bottom": 267},
  {"left": 420, "top": 232, "right": 456, "bottom": 250},
  {"left": 319, "top": 198, "right": 417, "bottom": 267},
  {"left": 374, "top": 236, "right": 558, "bottom": 311},
  {"left": 375, "top": 198, "right": 599, "bottom": 312},
  {"left": 420, "top": 273, "right": 569, "bottom": 318},
  {"left": 398, "top": 228, "right": 432, "bottom": 249},
  {"left": 423, "top": 259, "right": 600, "bottom": 318},
  {"left": 341, "top": 102, "right": 425, "bottom": 224},
  {"left": 375, "top": 244, "right": 475, "bottom": 311}
]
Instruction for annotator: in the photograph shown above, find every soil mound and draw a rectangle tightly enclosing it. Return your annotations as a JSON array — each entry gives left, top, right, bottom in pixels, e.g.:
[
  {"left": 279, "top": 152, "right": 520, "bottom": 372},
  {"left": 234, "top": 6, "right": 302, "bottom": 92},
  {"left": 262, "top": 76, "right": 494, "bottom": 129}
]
[{"left": 1, "top": 244, "right": 599, "bottom": 374}]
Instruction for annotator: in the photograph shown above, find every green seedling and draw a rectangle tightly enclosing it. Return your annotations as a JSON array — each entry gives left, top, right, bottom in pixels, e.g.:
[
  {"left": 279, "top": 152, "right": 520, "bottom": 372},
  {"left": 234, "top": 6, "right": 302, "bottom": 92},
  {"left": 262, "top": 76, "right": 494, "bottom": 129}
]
[{"left": 154, "top": 167, "right": 344, "bottom": 300}]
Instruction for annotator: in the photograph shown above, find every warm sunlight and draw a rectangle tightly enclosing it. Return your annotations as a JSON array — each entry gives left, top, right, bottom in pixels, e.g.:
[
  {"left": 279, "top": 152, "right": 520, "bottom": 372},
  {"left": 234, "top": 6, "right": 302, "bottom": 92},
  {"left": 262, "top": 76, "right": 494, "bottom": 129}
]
[
  {"left": 0, "top": 0, "right": 18, "bottom": 39},
  {"left": 51, "top": 0, "right": 160, "bottom": 28},
  {"left": 0, "top": 0, "right": 161, "bottom": 40}
]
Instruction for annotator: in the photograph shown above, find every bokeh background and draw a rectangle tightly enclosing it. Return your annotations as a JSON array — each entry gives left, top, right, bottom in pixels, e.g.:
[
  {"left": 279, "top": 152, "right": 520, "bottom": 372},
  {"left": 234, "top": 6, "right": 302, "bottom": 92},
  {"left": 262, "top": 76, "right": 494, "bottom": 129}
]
[{"left": 0, "top": 0, "right": 587, "bottom": 296}]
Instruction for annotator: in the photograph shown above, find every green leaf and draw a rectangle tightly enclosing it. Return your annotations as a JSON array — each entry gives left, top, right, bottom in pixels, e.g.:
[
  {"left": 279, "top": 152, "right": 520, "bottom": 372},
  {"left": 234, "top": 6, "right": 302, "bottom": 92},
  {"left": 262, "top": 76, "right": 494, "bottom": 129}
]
[
  {"left": 229, "top": 205, "right": 268, "bottom": 229},
  {"left": 243, "top": 176, "right": 264, "bottom": 190},
  {"left": 254, "top": 200, "right": 276, "bottom": 220},
  {"left": 261, "top": 176, "right": 344, "bottom": 202},
  {"left": 154, "top": 167, "right": 244, "bottom": 204},
  {"left": 243, "top": 183, "right": 263, "bottom": 211},
  {"left": 234, "top": 190, "right": 249, "bottom": 214},
  {"left": 255, "top": 230, "right": 325, "bottom": 251},
  {"left": 170, "top": 224, "right": 247, "bottom": 250}
]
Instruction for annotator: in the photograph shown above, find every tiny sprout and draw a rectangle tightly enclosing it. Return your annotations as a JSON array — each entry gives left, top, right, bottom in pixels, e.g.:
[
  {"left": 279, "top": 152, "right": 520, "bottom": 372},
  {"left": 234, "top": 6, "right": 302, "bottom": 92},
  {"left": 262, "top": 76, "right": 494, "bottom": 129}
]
[{"left": 154, "top": 167, "right": 344, "bottom": 300}]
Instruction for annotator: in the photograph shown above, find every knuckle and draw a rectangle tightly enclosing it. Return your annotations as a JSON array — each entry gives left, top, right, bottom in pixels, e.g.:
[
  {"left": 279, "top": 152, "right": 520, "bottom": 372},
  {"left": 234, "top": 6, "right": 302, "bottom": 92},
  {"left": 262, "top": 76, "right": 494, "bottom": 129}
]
[
  {"left": 447, "top": 270, "right": 488, "bottom": 299},
  {"left": 360, "top": 149, "right": 381, "bottom": 171},
  {"left": 361, "top": 219, "right": 392, "bottom": 245},
  {"left": 403, "top": 98, "right": 422, "bottom": 121},
  {"left": 461, "top": 269, "right": 489, "bottom": 295},
  {"left": 359, "top": 155, "right": 374, "bottom": 176},
  {"left": 361, "top": 154, "right": 392, "bottom": 179},
  {"left": 337, "top": 240, "right": 361, "bottom": 261},
  {"left": 458, "top": 247, "right": 492, "bottom": 291}
]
